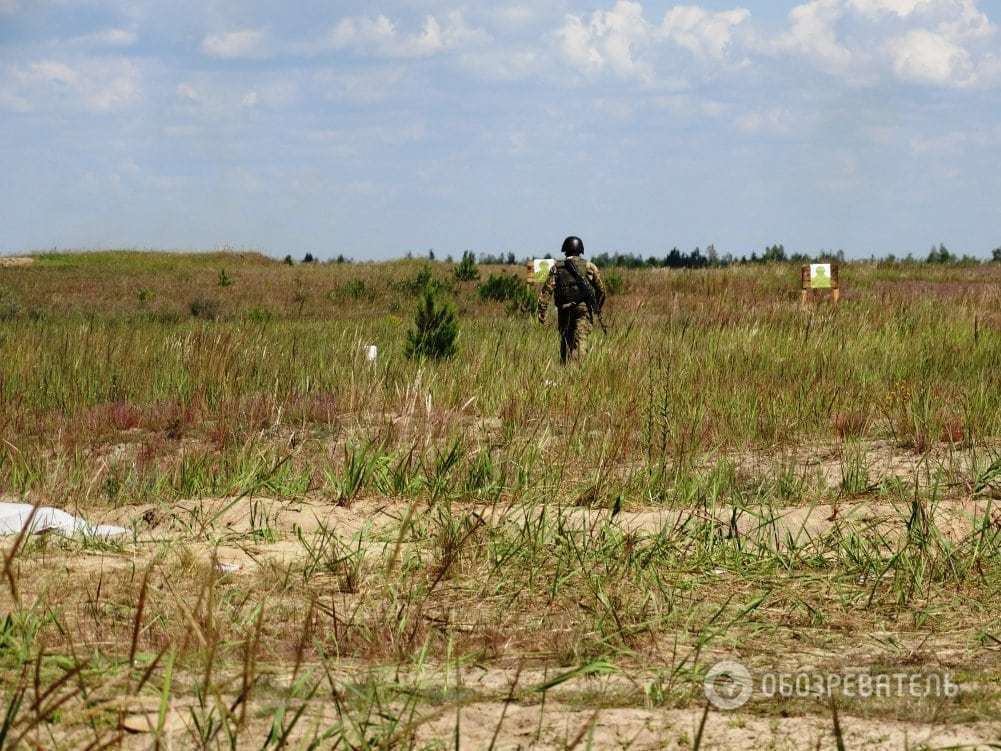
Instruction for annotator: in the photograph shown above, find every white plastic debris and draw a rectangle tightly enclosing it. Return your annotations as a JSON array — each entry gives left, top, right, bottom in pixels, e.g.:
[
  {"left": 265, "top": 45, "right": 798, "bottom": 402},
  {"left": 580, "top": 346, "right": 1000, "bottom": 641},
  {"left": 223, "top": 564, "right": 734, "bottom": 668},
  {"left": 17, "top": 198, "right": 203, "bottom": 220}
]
[
  {"left": 364, "top": 344, "right": 378, "bottom": 363},
  {"left": 0, "top": 502, "right": 127, "bottom": 539},
  {"left": 215, "top": 562, "right": 242, "bottom": 574}
]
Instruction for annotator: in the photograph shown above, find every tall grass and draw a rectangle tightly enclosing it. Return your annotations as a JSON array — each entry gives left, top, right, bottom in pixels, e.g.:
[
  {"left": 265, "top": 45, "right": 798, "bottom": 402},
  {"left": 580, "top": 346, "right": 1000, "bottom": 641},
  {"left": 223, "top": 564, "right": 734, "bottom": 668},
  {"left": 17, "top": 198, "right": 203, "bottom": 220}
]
[
  {"left": 1, "top": 255, "right": 999, "bottom": 503},
  {"left": 0, "top": 252, "right": 999, "bottom": 746}
]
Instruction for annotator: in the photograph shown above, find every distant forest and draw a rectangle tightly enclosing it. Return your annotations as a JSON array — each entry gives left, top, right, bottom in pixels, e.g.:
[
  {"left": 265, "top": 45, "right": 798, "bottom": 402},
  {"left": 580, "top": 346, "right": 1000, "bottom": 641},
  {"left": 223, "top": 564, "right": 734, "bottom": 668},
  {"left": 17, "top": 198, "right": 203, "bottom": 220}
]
[
  {"left": 476, "top": 243, "right": 1001, "bottom": 269},
  {"left": 317, "top": 243, "right": 1001, "bottom": 268}
]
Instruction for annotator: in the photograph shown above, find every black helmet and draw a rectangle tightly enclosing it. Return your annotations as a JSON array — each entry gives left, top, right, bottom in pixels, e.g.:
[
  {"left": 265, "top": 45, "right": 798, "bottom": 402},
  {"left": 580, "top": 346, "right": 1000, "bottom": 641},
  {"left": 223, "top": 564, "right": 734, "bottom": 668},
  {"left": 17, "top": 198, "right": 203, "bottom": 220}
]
[{"left": 561, "top": 236, "right": 584, "bottom": 256}]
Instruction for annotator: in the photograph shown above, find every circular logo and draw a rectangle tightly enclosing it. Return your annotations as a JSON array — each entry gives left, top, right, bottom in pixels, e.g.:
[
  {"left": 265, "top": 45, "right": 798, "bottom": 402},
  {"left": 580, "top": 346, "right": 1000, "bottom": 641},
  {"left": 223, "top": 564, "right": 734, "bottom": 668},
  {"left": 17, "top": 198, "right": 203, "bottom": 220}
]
[{"left": 704, "top": 660, "right": 753, "bottom": 710}]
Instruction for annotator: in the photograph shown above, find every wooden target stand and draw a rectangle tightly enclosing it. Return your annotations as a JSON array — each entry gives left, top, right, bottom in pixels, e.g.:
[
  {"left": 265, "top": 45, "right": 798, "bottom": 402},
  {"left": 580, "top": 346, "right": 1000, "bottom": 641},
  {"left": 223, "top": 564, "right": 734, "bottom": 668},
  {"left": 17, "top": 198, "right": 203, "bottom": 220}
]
[{"left": 801, "top": 263, "right": 841, "bottom": 307}]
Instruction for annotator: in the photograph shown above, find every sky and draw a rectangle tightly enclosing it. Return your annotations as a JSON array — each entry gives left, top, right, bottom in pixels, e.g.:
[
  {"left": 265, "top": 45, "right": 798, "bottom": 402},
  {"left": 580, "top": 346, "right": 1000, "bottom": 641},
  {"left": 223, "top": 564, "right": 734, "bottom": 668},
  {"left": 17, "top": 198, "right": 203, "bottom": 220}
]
[{"left": 1, "top": 0, "right": 1000, "bottom": 260}]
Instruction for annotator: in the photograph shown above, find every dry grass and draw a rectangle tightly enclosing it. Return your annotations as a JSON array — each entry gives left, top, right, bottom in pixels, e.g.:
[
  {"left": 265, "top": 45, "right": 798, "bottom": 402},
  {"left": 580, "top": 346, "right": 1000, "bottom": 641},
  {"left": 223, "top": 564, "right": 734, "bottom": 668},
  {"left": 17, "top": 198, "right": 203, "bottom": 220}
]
[{"left": 0, "top": 251, "right": 999, "bottom": 749}]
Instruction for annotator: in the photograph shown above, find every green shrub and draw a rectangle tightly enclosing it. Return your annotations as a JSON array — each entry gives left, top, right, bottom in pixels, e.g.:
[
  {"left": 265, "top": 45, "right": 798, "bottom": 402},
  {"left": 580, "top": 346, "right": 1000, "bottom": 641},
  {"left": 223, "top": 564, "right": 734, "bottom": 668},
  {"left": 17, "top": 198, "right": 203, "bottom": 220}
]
[
  {"left": 604, "top": 271, "right": 625, "bottom": 295},
  {"left": 506, "top": 286, "right": 536, "bottom": 316},
  {"left": 189, "top": 297, "right": 222, "bottom": 321},
  {"left": 405, "top": 289, "right": 458, "bottom": 361},
  {"left": 245, "top": 306, "right": 274, "bottom": 323},
  {"left": 478, "top": 273, "right": 522, "bottom": 302},
  {"left": 217, "top": 269, "right": 233, "bottom": 287},
  {"left": 333, "top": 279, "right": 375, "bottom": 301},
  {"left": 477, "top": 273, "right": 535, "bottom": 316},
  {"left": 408, "top": 266, "right": 434, "bottom": 293},
  {"left": 0, "top": 293, "right": 20, "bottom": 321},
  {"left": 400, "top": 265, "right": 451, "bottom": 297},
  {"left": 453, "top": 251, "right": 480, "bottom": 282}
]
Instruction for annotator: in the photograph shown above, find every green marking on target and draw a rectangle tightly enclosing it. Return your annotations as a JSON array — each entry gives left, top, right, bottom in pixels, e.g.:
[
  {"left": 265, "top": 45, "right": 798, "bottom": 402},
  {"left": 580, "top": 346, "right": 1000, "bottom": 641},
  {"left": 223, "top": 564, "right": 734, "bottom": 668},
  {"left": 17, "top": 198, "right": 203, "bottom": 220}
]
[
  {"left": 810, "top": 264, "right": 832, "bottom": 289},
  {"left": 532, "top": 259, "right": 555, "bottom": 284}
]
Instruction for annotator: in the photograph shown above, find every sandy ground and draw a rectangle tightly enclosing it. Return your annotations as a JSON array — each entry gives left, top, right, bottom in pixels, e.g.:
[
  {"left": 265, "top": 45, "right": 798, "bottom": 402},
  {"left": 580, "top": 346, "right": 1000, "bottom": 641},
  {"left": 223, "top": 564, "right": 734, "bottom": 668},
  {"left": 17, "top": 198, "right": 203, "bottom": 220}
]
[
  {"left": 418, "top": 702, "right": 1000, "bottom": 750},
  {"left": 96, "top": 686, "right": 1001, "bottom": 749},
  {"left": 78, "top": 492, "right": 999, "bottom": 565},
  {"left": 11, "top": 492, "right": 993, "bottom": 587},
  {"left": 5, "top": 492, "right": 999, "bottom": 749},
  {"left": 71, "top": 664, "right": 1001, "bottom": 750}
]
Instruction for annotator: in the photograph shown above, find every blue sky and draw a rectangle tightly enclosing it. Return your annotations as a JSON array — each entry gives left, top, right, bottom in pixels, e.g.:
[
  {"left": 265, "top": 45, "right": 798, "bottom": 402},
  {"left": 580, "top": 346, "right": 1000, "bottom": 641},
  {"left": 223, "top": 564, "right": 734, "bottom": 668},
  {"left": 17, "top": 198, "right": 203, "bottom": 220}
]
[{"left": 1, "top": 0, "right": 999, "bottom": 259}]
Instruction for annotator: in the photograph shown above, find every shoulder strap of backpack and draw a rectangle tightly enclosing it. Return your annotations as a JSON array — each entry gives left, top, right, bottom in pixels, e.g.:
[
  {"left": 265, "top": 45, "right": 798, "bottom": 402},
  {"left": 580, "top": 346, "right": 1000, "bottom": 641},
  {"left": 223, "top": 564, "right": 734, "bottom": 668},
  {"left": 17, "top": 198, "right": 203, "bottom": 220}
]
[{"left": 563, "top": 257, "right": 598, "bottom": 313}]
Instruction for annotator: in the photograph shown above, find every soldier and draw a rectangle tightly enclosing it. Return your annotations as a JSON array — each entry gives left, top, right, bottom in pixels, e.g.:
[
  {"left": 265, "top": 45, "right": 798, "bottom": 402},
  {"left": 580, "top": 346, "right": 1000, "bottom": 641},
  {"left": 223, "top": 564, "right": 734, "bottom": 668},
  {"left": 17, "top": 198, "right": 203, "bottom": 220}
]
[{"left": 537, "top": 236, "right": 607, "bottom": 364}]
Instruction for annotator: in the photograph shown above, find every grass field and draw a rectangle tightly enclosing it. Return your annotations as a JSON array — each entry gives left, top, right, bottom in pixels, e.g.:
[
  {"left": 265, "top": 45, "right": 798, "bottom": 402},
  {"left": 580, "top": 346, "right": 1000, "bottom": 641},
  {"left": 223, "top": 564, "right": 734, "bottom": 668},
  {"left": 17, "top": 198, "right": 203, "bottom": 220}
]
[{"left": 0, "top": 251, "right": 999, "bottom": 749}]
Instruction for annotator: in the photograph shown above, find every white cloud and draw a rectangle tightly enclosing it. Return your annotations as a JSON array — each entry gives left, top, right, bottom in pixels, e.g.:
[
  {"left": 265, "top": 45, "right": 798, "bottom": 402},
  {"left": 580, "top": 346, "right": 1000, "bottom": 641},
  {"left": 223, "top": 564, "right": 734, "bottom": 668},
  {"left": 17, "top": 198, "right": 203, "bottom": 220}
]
[
  {"left": 847, "top": 0, "right": 922, "bottom": 18},
  {"left": 886, "top": 28, "right": 972, "bottom": 84},
  {"left": 274, "top": 0, "right": 998, "bottom": 90},
  {"left": 776, "top": 0, "right": 855, "bottom": 73},
  {"left": 328, "top": 15, "right": 395, "bottom": 50},
  {"left": 764, "top": 0, "right": 997, "bottom": 87},
  {"left": 557, "top": 16, "right": 605, "bottom": 73},
  {"left": 554, "top": 1, "right": 754, "bottom": 83},
  {"left": 200, "top": 29, "right": 270, "bottom": 60},
  {"left": 325, "top": 11, "right": 485, "bottom": 59},
  {"left": 556, "top": 1, "right": 654, "bottom": 81},
  {"left": 0, "top": 58, "right": 141, "bottom": 113},
  {"left": 847, "top": 0, "right": 993, "bottom": 40},
  {"left": 934, "top": 0, "right": 994, "bottom": 41},
  {"left": 660, "top": 6, "right": 751, "bottom": 60}
]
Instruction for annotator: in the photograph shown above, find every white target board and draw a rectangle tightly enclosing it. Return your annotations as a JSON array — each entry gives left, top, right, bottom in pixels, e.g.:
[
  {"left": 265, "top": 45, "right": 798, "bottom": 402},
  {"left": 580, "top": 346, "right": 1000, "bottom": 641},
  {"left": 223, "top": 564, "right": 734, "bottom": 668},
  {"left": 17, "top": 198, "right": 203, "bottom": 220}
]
[
  {"left": 810, "top": 264, "right": 833, "bottom": 289},
  {"left": 529, "top": 259, "right": 556, "bottom": 284}
]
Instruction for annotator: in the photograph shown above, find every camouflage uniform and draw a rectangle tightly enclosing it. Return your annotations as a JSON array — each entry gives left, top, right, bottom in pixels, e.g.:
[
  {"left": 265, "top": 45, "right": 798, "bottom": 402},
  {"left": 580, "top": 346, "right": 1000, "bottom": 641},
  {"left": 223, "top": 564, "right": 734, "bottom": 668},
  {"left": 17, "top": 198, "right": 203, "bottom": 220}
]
[{"left": 537, "top": 257, "right": 606, "bottom": 363}]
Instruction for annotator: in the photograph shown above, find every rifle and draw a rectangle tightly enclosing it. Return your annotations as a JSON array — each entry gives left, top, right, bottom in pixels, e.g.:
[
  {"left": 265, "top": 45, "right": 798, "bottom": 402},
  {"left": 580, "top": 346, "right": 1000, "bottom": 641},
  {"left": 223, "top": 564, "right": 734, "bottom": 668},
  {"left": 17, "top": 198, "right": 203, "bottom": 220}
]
[{"left": 564, "top": 258, "right": 607, "bottom": 334}]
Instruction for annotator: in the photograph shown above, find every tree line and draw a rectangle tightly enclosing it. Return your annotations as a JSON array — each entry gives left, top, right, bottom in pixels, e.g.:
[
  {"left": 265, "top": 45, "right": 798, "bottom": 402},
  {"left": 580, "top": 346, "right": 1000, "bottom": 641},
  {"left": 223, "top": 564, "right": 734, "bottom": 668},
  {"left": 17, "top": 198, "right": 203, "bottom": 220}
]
[
  {"left": 288, "top": 243, "right": 1001, "bottom": 267},
  {"left": 474, "top": 243, "right": 1001, "bottom": 268}
]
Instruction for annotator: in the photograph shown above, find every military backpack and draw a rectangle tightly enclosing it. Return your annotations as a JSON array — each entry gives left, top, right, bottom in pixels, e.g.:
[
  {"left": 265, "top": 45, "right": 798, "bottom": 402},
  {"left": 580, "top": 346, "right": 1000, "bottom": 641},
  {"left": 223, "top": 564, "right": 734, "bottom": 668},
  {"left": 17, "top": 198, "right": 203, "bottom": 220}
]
[{"left": 553, "top": 258, "right": 592, "bottom": 307}]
